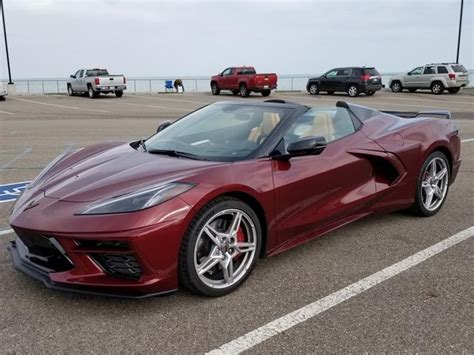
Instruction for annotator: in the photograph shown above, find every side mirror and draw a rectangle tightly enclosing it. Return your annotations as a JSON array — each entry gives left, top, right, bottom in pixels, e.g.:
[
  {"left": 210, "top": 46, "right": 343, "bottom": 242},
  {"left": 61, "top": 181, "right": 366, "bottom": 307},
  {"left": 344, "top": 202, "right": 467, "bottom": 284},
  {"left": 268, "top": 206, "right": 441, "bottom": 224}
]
[
  {"left": 70, "top": 75, "right": 76, "bottom": 79},
  {"left": 407, "top": 72, "right": 412, "bottom": 76},
  {"left": 286, "top": 136, "right": 326, "bottom": 156},
  {"left": 156, "top": 121, "right": 172, "bottom": 133}
]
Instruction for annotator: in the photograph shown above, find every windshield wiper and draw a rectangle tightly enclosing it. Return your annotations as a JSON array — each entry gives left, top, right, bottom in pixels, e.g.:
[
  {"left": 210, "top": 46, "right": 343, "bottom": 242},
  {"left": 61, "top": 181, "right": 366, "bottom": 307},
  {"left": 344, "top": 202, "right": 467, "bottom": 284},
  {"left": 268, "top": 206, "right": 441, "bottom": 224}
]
[{"left": 147, "top": 149, "right": 206, "bottom": 160}]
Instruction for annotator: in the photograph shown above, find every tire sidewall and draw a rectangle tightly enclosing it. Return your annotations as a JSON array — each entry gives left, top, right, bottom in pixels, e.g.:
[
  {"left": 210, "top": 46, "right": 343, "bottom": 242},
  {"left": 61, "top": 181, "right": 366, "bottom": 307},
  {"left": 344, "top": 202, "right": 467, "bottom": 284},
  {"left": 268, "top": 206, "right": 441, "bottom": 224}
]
[
  {"left": 431, "top": 82, "right": 444, "bottom": 95},
  {"left": 347, "top": 85, "right": 359, "bottom": 97},
  {"left": 414, "top": 151, "right": 450, "bottom": 217},
  {"left": 308, "top": 83, "right": 319, "bottom": 95},
  {"left": 240, "top": 85, "right": 249, "bottom": 97},
  {"left": 67, "top": 85, "right": 74, "bottom": 96},
  {"left": 180, "top": 198, "right": 262, "bottom": 297},
  {"left": 391, "top": 81, "right": 402, "bottom": 92}
]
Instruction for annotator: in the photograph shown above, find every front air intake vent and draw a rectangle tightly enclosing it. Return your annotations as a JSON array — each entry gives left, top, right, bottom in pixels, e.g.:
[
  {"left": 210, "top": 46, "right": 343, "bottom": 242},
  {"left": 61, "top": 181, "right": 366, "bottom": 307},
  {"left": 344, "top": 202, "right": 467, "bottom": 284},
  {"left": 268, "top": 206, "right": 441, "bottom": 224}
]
[{"left": 91, "top": 254, "right": 142, "bottom": 280}]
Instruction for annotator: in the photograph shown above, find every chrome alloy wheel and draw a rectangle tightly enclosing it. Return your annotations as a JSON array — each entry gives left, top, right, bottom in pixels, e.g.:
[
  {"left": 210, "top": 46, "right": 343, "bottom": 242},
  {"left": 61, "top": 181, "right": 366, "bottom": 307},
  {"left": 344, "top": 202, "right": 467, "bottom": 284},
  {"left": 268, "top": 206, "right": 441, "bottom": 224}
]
[
  {"left": 421, "top": 157, "right": 449, "bottom": 211},
  {"left": 348, "top": 85, "right": 358, "bottom": 97},
  {"left": 432, "top": 82, "right": 442, "bottom": 94},
  {"left": 194, "top": 209, "right": 257, "bottom": 289}
]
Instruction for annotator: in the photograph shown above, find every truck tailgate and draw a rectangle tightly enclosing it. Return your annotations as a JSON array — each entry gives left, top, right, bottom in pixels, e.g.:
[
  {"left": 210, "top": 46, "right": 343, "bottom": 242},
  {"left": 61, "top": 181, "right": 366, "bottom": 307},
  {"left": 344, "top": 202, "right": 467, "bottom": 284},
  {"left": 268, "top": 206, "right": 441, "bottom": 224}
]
[
  {"left": 255, "top": 73, "right": 277, "bottom": 87},
  {"left": 98, "top": 76, "right": 124, "bottom": 86}
]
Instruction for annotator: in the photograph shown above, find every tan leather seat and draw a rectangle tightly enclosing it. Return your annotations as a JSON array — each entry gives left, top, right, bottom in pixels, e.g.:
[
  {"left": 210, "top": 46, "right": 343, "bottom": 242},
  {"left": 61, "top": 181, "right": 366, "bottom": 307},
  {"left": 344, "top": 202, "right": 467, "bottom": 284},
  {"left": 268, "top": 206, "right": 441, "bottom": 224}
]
[
  {"left": 248, "top": 112, "right": 280, "bottom": 143},
  {"left": 301, "top": 112, "right": 335, "bottom": 142}
]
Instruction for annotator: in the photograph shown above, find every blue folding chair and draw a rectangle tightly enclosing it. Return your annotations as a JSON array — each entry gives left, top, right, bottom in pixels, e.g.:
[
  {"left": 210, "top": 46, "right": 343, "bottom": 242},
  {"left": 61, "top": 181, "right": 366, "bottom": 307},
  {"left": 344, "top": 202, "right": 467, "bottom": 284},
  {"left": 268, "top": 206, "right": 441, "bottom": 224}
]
[{"left": 164, "top": 80, "right": 173, "bottom": 92}]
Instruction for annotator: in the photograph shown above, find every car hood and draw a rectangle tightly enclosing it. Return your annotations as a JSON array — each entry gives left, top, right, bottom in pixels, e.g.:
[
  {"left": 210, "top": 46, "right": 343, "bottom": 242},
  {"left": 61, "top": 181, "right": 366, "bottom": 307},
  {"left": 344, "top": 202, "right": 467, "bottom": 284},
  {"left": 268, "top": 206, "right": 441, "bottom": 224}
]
[{"left": 40, "top": 142, "right": 225, "bottom": 202}]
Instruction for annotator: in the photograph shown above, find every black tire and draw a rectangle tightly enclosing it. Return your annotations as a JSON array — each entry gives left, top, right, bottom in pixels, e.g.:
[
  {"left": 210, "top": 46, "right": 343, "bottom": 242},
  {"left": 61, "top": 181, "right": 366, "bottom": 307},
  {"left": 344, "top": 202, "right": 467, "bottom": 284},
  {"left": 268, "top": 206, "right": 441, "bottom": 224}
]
[
  {"left": 88, "top": 86, "right": 98, "bottom": 99},
  {"left": 308, "top": 83, "right": 319, "bottom": 95},
  {"left": 67, "top": 84, "right": 74, "bottom": 96},
  {"left": 232, "top": 89, "right": 239, "bottom": 95},
  {"left": 408, "top": 88, "right": 417, "bottom": 93},
  {"left": 448, "top": 87, "right": 460, "bottom": 94},
  {"left": 326, "top": 91, "right": 335, "bottom": 95},
  {"left": 390, "top": 81, "right": 403, "bottom": 93},
  {"left": 430, "top": 81, "right": 444, "bottom": 95},
  {"left": 179, "top": 197, "right": 262, "bottom": 297},
  {"left": 115, "top": 90, "right": 123, "bottom": 98},
  {"left": 239, "top": 84, "right": 250, "bottom": 97},
  {"left": 411, "top": 151, "right": 450, "bottom": 217},
  {"left": 365, "top": 91, "right": 375, "bottom": 96},
  {"left": 211, "top": 82, "right": 220, "bottom": 95},
  {"left": 261, "top": 90, "right": 271, "bottom": 97},
  {"left": 347, "top": 84, "right": 359, "bottom": 97},
  {"left": 0, "top": 96, "right": 5, "bottom": 101}
]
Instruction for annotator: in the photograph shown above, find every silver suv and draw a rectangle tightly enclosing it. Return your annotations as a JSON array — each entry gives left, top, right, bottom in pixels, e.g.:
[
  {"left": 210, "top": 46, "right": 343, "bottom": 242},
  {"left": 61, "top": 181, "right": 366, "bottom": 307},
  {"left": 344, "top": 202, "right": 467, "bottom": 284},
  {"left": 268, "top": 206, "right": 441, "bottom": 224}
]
[{"left": 389, "top": 63, "right": 469, "bottom": 94}]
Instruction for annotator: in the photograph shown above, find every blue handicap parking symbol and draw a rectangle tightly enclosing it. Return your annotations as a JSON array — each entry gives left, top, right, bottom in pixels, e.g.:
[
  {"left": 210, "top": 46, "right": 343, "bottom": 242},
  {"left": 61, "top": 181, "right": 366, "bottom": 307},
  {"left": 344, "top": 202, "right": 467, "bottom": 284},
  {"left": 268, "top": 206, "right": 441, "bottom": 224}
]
[{"left": 0, "top": 181, "right": 31, "bottom": 203}]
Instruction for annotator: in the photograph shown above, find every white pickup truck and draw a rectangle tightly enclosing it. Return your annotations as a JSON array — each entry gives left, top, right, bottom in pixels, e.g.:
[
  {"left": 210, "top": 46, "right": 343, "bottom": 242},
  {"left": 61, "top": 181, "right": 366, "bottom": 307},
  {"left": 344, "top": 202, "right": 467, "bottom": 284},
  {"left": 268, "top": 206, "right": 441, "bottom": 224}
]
[{"left": 67, "top": 68, "right": 126, "bottom": 98}]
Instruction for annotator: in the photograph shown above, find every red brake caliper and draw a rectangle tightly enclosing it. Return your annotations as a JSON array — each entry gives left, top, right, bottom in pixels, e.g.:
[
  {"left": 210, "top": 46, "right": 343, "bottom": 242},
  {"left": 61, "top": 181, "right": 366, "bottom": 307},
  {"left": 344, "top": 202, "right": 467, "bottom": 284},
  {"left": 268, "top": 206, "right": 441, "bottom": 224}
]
[{"left": 235, "top": 227, "right": 246, "bottom": 258}]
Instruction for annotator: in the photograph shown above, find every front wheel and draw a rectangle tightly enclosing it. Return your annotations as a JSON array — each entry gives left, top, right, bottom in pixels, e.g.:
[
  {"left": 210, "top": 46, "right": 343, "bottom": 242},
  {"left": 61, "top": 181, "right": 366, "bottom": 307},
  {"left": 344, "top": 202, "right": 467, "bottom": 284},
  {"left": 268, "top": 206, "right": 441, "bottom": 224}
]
[
  {"left": 390, "top": 81, "right": 403, "bottom": 92},
  {"left": 261, "top": 90, "right": 271, "bottom": 97},
  {"left": 347, "top": 84, "right": 359, "bottom": 97},
  {"left": 179, "top": 197, "right": 261, "bottom": 297},
  {"left": 211, "top": 83, "right": 220, "bottom": 95},
  {"left": 411, "top": 151, "right": 450, "bottom": 217},
  {"left": 115, "top": 90, "right": 123, "bottom": 98},
  {"left": 67, "top": 85, "right": 74, "bottom": 96},
  {"left": 308, "top": 83, "right": 319, "bottom": 95},
  {"left": 448, "top": 87, "right": 460, "bottom": 94}
]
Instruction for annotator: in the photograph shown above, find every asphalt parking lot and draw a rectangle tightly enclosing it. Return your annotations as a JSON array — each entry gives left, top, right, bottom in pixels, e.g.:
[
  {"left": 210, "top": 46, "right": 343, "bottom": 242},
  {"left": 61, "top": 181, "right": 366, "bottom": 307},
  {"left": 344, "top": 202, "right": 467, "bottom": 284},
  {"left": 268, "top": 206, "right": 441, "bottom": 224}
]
[{"left": 0, "top": 90, "right": 473, "bottom": 353}]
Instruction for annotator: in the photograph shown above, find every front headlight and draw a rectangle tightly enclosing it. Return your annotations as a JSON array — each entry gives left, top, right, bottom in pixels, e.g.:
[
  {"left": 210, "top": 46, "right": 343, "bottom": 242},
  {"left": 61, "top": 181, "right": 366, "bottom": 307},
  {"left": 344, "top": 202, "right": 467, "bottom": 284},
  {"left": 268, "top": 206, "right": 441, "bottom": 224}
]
[
  {"left": 29, "top": 152, "right": 69, "bottom": 189},
  {"left": 77, "top": 182, "right": 194, "bottom": 215}
]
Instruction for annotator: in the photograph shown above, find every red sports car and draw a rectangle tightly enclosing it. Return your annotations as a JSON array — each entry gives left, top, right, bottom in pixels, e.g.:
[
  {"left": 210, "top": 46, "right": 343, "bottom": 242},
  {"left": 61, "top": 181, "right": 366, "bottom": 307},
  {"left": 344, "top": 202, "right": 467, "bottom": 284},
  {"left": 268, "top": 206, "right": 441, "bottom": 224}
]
[{"left": 9, "top": 100, "right": 461, "bottom": 297}]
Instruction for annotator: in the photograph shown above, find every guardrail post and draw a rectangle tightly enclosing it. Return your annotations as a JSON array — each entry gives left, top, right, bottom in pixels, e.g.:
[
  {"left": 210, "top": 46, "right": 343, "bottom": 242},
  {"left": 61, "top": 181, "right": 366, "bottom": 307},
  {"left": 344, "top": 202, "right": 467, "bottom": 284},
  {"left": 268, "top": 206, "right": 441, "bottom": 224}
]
[
  {"left": 194, "top": 80, "right": 197, "bottom": 92},
  {"left": 56, "top": 80, "right": 59, "bottom": 93},
  {"left": 42, "top": 81, "right": 45, "bottom": 94},
  {"left": 27, "top": 80, "right": 30, "bottom": 93},
  {"left": 149, "top": 79, "right": 152, "bottom": 93},
  {"left": 291, "top": 77, "right": 294, "bottom": 91},
  {"left": 133, "top": 80, "right": 136, "bottom": 93}
]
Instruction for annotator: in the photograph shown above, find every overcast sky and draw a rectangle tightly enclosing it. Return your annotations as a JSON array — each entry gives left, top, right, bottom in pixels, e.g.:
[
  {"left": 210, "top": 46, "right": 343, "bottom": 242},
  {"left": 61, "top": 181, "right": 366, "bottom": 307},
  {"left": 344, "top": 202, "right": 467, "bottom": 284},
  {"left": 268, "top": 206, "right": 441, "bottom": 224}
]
[{"left": 0, "top": 0, "right": 472, "bottom": 79}]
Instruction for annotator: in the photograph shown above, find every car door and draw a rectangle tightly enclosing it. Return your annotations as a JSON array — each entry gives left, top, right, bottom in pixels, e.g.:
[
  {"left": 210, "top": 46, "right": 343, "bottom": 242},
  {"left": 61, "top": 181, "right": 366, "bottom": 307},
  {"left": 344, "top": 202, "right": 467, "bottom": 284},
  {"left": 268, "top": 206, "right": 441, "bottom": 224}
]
[
  {"left": 71, "top": 70, "right": 82, "bottom": 91},
  {"left": 320, "top": 69, "right": 338, "bottom": 90},
  {"left": 404, "top": 66, "right": 423, "bottom": 88},
  {"left": 420, "top": 65, "right": 436, "bottom": 88},
  {"left": 334, "top": 68, "right": 351, "bottom": 91},
  {"left": 271, "top": 107, "right": 377, "bottom": 247},
  {"left": 220, "top": 68, "right": 233, "bottom": 89}
]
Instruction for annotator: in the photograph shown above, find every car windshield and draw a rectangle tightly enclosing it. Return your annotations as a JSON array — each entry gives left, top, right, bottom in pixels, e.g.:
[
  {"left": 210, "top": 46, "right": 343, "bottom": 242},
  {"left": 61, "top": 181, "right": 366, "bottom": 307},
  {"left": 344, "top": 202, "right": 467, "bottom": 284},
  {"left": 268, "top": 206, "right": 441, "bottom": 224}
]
[{"left": 145, "top": 103, "right": 292, "bottom": 161}]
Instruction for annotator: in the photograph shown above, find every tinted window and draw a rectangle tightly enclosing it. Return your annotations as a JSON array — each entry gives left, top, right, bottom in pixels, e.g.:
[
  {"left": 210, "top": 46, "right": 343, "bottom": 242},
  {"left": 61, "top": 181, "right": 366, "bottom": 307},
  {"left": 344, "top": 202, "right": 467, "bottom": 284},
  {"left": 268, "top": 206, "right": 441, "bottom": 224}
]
[
  {"left": 423, "top": 66, "right": 436, "bottom": 74},
  {"left": 325, "top": 70, "right": 338, "bottom": 77},
  {"left": 437, "top": 66, "right": 449, "bottom": 74},
  {"left": 336, "top": 69, "right": 351, "bottom": 76},
  {"left": 451, "top": 64, "right": 467, "bottom": 73},
  {"left": 222, "top": 68, "right": 233, "bottom": 76},
  {"left": 238, "top": 68, "right": 256, "bottom": 75},
  {"left": 283, "top": 107, "right": 355, "bottom": 148},
  {"left": 363, "top": 68, "right": 380, "bottom": 76},
  {"left": 74, "top": 70, "right": 81, "bottom": 77},
  {"left": 146, "top": 104, "right": 292, "bottom": 161},
  {"left": 78, "top": 70, "right": 84, "bottom": 78},
  {"left": 86, "top": 69, "right": 109, "bottom": 77}
]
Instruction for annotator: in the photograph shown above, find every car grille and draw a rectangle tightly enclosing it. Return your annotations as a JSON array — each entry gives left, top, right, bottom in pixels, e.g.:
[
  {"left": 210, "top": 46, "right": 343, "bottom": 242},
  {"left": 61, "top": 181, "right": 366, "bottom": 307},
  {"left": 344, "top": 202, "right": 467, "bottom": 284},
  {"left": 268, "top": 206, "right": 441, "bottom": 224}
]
[
  {"left": 91, "top": 254, "right": 142, "bottom": 280},
  {"left": 16, "top": 230, "right": 74, "bottom": 272}
]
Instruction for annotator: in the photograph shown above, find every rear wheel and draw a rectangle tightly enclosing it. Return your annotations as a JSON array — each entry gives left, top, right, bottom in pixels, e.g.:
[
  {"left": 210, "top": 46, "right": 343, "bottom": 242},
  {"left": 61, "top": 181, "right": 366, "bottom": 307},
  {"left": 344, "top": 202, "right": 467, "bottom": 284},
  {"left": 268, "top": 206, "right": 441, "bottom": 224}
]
[
  {"left": 411, "top": 151, "right": 450, "bottom": 217},
  {"left": 88, "top": 86, "right": 98, "bottom": 99},
  {"left": 308, "top": 83, "right": 319, "bottom": 95},
  {"left": 390, "top": 81, "right": 403, "bottom": 92},
  {"left": 239, "top": 84, "right": 250, "bottom": 97},
  {"left": 430, "top": 81, "right": 444, "bottom": 95},
  {"left": 448, "top": 87, "right": 460, "bottom": 94},
  {"left": 211, "top": 82, "right": 220, "bottom": 95},
  {"left": 347, "top": 84, "right": 359, "bottom": 97},
  {"left": 115, "top": 90, "right": 123, "bottom": 98},
  {"left": 67, "top": 84, "right": 74, "bottom": 96},
  {"left": 365, "top": 91, "right": 375, "bottom": 96},
  {"left": 261, "top": 90, "right": 271, "bottom": 97},
  {"left": 179, "top": 197, "right": 261, "bottom": 297}
]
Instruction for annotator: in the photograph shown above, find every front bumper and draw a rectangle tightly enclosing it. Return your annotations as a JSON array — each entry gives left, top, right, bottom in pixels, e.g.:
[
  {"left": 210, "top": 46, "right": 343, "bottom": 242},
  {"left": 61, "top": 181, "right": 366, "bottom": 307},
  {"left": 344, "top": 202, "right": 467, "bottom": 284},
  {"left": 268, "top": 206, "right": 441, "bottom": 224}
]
[{"left": 9, "top": 238, "right": 175, "bottom": 298}]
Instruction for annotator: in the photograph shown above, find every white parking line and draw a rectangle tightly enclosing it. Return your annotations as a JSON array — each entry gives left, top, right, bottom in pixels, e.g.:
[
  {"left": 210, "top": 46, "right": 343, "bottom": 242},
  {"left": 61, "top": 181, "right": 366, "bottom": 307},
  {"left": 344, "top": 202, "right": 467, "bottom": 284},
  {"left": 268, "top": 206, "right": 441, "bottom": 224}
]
[
  {"left": 0, "top": 110, "right": 15, "bottom": 115},
  {"left": 123, "top": 102, "right": 189, "bottom": 111},
  {"left": 461, "top": 138, "right": 474, "bottom": 143},
  {"left": 0, "top": 148, "right": 32, "bottom": 171},
  {"left": 0, "top": 229, "right": 13, "bottom": 236},
  {"left": 9, "top": 97, "right": 109, "bottom": 113},
  {"left": 135, "top": 95, "right": 209, "bottom": 105},
  {"left": 208, "top": 226, "right": 474, "bottom": 354}
]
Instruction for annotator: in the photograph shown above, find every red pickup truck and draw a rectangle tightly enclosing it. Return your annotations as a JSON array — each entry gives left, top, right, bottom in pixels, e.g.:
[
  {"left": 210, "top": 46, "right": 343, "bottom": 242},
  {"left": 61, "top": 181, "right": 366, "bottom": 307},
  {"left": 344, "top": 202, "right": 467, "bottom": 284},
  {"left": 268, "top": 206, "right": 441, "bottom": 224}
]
[{"left": 210, "top": 67, "right": 278, "bottom": 97}]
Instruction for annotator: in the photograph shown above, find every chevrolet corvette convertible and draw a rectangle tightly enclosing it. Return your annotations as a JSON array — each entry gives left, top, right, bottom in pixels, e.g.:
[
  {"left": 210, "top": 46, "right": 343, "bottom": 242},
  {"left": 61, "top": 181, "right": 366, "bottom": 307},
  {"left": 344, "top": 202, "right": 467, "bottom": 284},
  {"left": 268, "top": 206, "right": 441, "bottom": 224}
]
[{"left": 9, "top": 100, "right": 461, "bottom": 297}]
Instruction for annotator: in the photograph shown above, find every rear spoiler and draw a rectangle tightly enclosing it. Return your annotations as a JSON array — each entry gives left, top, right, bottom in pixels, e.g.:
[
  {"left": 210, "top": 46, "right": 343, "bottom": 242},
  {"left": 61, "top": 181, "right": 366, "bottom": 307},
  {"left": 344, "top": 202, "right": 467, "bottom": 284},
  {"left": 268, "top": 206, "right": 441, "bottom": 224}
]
[{"left": 381, "top": 110, "right": 452, "bottom": 120}]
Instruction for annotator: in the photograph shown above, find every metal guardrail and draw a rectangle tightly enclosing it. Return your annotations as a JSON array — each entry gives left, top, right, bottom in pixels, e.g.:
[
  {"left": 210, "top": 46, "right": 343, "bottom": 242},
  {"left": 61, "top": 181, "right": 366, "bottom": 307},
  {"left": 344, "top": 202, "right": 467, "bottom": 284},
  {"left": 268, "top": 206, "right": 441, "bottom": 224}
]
[{"left": 4, "top": 72, "right": 474, "bottom": 94}]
